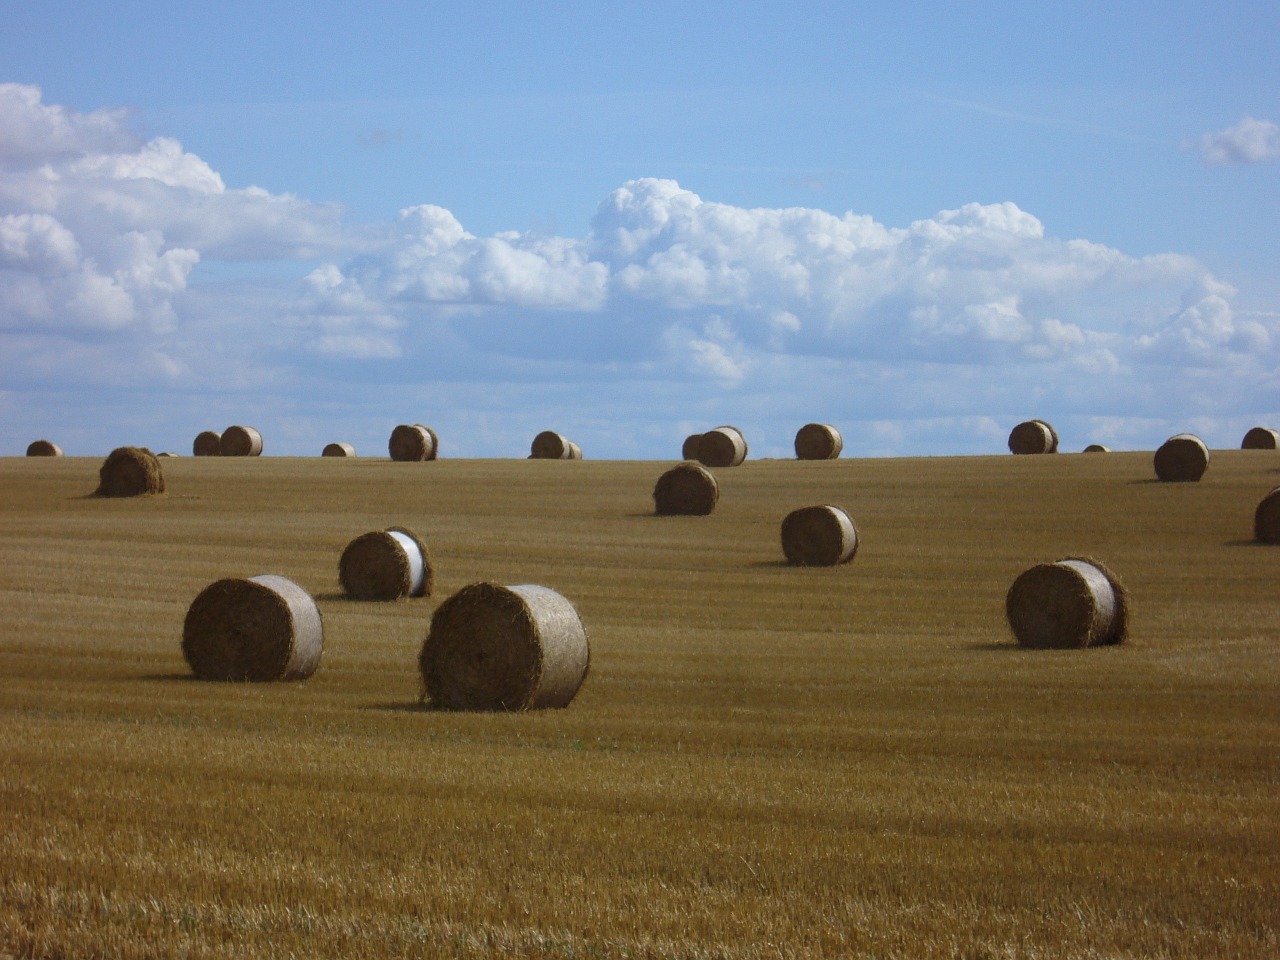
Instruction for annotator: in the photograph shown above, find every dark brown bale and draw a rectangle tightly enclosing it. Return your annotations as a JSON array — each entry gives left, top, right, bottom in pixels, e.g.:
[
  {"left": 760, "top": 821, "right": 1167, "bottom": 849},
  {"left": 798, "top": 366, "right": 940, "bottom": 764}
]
[
  {"left": 389, "top": 424, "right": 435, "bottom": 461},
  {"left": 419, "top": 582, "right": 590, "bottom": 711},
  {"left": 681, "top": 433, "right": 702, "bottom": 460},
  {"left": 322, "top": 442, "right": 357, "bottom": 457},
  {"left": 95, "top": 446, "right": 165, "bottom": 497},
  {"left": 696, "top": 425, "right": 748, "bottom": 468},
  {"left": 1254, "top": 487, "right": 1280, "bottom": 544},
  {"left": 1005, "top": 557, "right": 1129, "bottom": 649},
  {"left": 531, "top": 430, "right": 581, "bottom": 459},
  {"left": 1242, "top": 427, "right": 1279, "bottom": 450},
  {"left": 653, "top": 462, "right": 719, "bottom": 516},
  {"left": 182, "top": 575, "right": 323, "bottom": 681},
  {"left": 1083, "top": 444, "right": 1111, "bottom": 453},
  {"left": 1153, "top": 433, "right": 1209, "bottom": 482},
  {"left": 781, "top": 505, "right": 859, "bottom": 566},
  {"left": 220, "top": 425, "right": 263, "bottom": 457},
  {"left": 26, "top": 440, "right": 62, "bottom": 457},
  {"left": 794, "top": 422, "right": 843, "bottom": 460},
  {"left": 338, "top": 527, "right": 433, "bottom": 600},
  {"left": 193, "top": 431, "right": 221, "bottom": 456},
  {"left": 1008, "top": 420, "right": 1057, "bottom": 455}
]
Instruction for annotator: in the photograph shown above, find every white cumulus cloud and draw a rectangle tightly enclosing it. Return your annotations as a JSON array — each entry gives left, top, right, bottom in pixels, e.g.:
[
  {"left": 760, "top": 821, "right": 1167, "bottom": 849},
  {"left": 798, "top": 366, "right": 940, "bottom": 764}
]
[{"left": 1190, "top": 116, "right": 1280, "bottom": 165}]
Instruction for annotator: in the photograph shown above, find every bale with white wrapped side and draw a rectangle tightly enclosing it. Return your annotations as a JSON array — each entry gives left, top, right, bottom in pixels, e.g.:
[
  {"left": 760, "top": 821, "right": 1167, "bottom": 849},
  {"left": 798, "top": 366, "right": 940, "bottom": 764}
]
[
  {"left": 182, "top": 575, "right": 323, "bottom": 681},
  {"left": 389, "top": 424, "right": 436, "bottom": 461},
  {"left": 322, "top": 442, "right": 357, "bottom": 458},
  {"left": 220, "top": 425, "right": 263, "bottom": 457},
  {"left": 1008, "top": 419, "right": 1058, "bottom": 455},
  {"left": 339, "top": 526, "right": 433, "bottom": 600},
  {"left": 696, "top": 425, "right": 748, "bottom": 468},
  {"left": 1154, "top": 433, "right": 1209, "bottom": 482},
  {"left": 1005, "top": 557, "right": 1129, "bottom": 649},
  {"left": 531, "top": 431, "right": 581, "bottom": 459},
  {"left": 781, "top": 505, "right": 859, "bottom": 566}
]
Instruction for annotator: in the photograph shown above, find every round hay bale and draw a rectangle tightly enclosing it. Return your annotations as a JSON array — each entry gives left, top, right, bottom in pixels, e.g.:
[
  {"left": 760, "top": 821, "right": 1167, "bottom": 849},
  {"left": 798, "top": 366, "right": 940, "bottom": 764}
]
[
  {"left": 193, "top": 431, "right": 221, "bottom": 456},
  {"left": 25, "top": 440, "right": 63, "bottom": 457},
  {"left": 1241, "top": 427, "right": 1279, "bottom": 450},
  {"left": 95, "top": 446, "right": 165, "bottom": 497},
  {"left": 1083, "top": 444, "right": 1111, "bottom": 453},
  {"left": 338, "top": 527, "right": 433, "bottom": 600},
  {"left": 1253, "top": 487, "right": 1280, "bottom": 544},
  {"left": 220, "top": 425, "right": 263, "bottom": 457},
  {"left": 530, "top": 430, "right": 579, "bottom": 459},
  {"left": 1005, "top": 557, "right": 1129, "bottom": 649},
  {"left": 1008, "top": 419, "right": 1057, "bottom": 455},
  {"left": 781, "top": 504, "right": 859, "bottom": 566},
  {"left": 389, "top": 423, "right": 435, "bottom": 461},
  {"left": 419, "top": 582, "right": 590, "bottom": 711},
  {"left": 681, "top": 433, "right": 702, "bottom": 460},
  {"left": 156, "top": 452, "right": 179, "bottom": 458},
  {"left": 415, "top": 424, "right": 440, "bottom": 461},
  {"left": 322, "top": 442, "right": 357, "bottom": 458},
  {"left": 182, "top": 574, "right": 323, "bottom": 681},
  {"left": 566, "top": 440, "right": 583, "bottom": 460},
  {"left": 696, "top": 425, "right": 748, "bottom": 468},
  {"left": 1154, "top": 433, "right": 1210, "bottom": 482},
  {"left": 794, "top": 422, "right": 843, "bottom": 460},
  {"left": 653, "top": 462, "right": 719, "bottom": 516}
]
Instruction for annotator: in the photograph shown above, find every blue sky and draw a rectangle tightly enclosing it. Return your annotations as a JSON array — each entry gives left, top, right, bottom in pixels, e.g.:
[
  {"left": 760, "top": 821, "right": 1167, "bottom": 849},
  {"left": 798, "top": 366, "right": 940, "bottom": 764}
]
[{"left": 2, "top": 1, "right": 1277, "bottom": 458}]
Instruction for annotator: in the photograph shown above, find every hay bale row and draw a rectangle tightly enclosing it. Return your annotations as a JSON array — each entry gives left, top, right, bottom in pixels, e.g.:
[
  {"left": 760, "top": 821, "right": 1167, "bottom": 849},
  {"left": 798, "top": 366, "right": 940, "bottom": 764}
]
[
  {"left": 193, "top": 431, "right": 221, "bottom": 456},
  {"left": 794, "top": 423, "right": 843, "bottom": 461},
  {"left": 531, "top": 431, "right": 583, "bottom": 460},
  {"left": 95, "top": 446, "right": 164, "bottom": 498},
  {"left": 1008, "top": 419, "right": 1059, "bottom": 455},
  {"left": 696, "top": 425, "right": 748, "bottom": 468},
  {"left": 1005, "top": 557, "right": 1129, "bottom": 649},
  {"left": 1242, "top": 426, "right": 1279, "bottom": 450},
  {"left": 339, "top": 527, "right": 432, "bottom": 601},
  {"left": 389, "top": 424, "right": 438, "bottom": 461},
  {"left": 26, "top": 440, "right": 62, "bottom": 457},
  {"left": 653, "top": 462, "right": 719, "bottom": 515},
  {"left": 1154, "top": 433, "right": 1209, "bottom": 482},
  {"left": 323, "top": 442, "right": 357, "bottom": 458}
]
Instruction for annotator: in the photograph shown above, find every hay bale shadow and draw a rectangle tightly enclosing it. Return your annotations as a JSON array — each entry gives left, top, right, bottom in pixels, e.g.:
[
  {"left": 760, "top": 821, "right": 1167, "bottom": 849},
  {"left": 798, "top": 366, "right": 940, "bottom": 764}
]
[{"left": 362, "top": 701, "right": 434, "bottom": 713}]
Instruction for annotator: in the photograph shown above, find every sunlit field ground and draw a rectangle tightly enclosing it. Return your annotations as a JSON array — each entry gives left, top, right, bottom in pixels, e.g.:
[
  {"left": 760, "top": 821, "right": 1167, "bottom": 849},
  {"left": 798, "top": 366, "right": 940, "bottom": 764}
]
[{"left": 1, "top": 449, "right": 1277, "bottom": 959}]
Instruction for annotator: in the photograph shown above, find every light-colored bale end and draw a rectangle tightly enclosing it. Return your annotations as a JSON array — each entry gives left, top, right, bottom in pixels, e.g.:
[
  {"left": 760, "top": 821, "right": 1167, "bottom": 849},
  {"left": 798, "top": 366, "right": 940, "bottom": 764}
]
[
  {"left": 388, "top": 424, "right": 436, "bottom": 461},
  {"left": 156, "top": 452, "right": 179, "bottom": 458},
  {"left": 566, "top": 440, "right": 583, "bottom": 460},
  {"left": 1083, "top": 444, "right": 1111, "bottom": 453},
  {"left": 1254, "top": 487, "right": 1280, "bottom": 544},
  {"left": 1241, "top": 427, "right": 1279, "bottom": 450},
  {"left": 530, "top": 430, "right": 580, "bottom": 459},
  {"left": 420, "top": 582, "right": 590, "bottom": 711},
  {"left": 322, "top": 442, "right": 357, "bottom": 458},
  {"left": 653, "top": 462, "right": 719, "bottom": 516},
  {"left": 1154, "top": 433, "right": 1210, "bottom": 482},
  {"left": 182, "top": 575, "right": 323, "bottom": 681},
  {"left": 1006, "top": 557, "right": 1129, "bottom": 649},
  {"left": 193, "top": 431, "right": 221, "bottom": 456},
  {"left": 794, "top": 422, "right": 844, "bottom": 460},
  {"left": 696, "top": 425, "right": 748, "bottom": 468},
  {"left": 26, "top": 440, "right": 63, "bottom": 457},
  {"left": 416, "top": 424, "right": 440, "bottom": 461},
  {"left": 95, "top": 446, "right": 165, "bottom": 497},
  {"left": 1008, "top": 419, "right": 1058, "bottom": 455},
  {"left": 339, "top": 527, "right": 433, "bottom": 600},
  {"left": 681, "top": 433, "right": 702, "bottom": 460},
  {"left": 781, "top": 504, "right": 859, "bottom": 566},
  {"left": 220, "top": 425, "right": 263, "bottom": 457}
]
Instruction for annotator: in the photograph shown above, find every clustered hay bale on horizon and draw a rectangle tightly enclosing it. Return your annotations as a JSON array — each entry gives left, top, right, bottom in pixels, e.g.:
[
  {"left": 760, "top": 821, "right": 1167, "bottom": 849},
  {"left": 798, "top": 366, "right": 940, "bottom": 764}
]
[
  {"left": 220, "top": 425, "right": 264, "bottom": 457},
  {"left": 389, "top": 424, "right": 438, "bottom": 462},
  {"left": 530, "top": 431, "right": 583, "bottom": 460},
  {"left": 1008, "top": 419, "right": 1059, "bottom": 455},
  {"left": 323, "top": 442, "right": 357, "bottom": 458},
  {"left": 695, "top": 425, "right": 748, "bottom": 468},
  {"left": 193, "top": 431, "right": 221, "bottom": 456}
]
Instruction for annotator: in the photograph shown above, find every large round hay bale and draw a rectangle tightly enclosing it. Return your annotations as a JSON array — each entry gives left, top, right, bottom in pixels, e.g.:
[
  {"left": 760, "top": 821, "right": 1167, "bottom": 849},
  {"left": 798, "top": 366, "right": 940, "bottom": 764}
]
[
  {"left": 1083, "top": 444, "right": 1111, "bottom": 453},
  {"left": 182, "top": 575, "right": 323, "bottom": 681},
  {"left": 1242, "top": 427, "right": 1279, "bottom": 450},
  {"left": 95, "top": 446, "right": 164, "bottom": 497},
  {"left": 696, "top": 425, "right": 748, "bottom": 468},
  {"left": 530, "top": 430, "right": 581, "bottom": 459},
  {"left": 193, "top": 431, "right": 221, "bottom": 456},
  {"left": 220, "top": 425, "right": 263, "bottom": 457},
  {"left": 653, "top": 462, "right": 719, "bottom": 516},
  {"left": 1008, "top": 419, "right": 1058, "bottom": 454},
  {"left": 419, "top": 582, "right": 590, "bottom": 711},
  {"left": 681, "top": 433, "right": 702, "bottom": 459},
  {"left": 1253, "top": 487, "right": 1280, "bottom": 544},
  {"left": 794, "top": 422, "right": 843, "bottom": 460},
  {"left": 1005, "top": 557, "right": 1129, "bottom": 649},
  {"left": 322, "top": 442, "right": 357, "bottom": 457},
  {"left": 26, "top": 440, "right": 63, "bottom": 457},
  {"left": 1154, "top": 433, "right": 1209, "bottom": 482},
  {"left": 389, "top": 424, "right": 436, "bottom": 461},
  {"left": 781, "top": 504, "right": 859, "bottom": 566},
  {"left": 339, "top": 527, "right": 433, "bottom": 600}
]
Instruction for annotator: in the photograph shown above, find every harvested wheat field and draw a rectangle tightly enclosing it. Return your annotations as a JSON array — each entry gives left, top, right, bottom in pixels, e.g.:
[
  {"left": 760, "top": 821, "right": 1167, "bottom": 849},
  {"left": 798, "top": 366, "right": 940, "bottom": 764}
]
[{"left": 0, "top": 450, "right": 1277, "bottom": 959}]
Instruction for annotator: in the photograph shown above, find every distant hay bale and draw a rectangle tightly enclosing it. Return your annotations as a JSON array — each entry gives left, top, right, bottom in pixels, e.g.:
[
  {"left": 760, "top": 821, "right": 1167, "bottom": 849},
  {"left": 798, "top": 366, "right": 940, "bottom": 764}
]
[
  {"left": 1253, "top": 487, "right": 1280, "bottom": 544},
  {"left": 156, "top": 452, "right": 179, "bottom": 458},
  {"left": 653, "top": 462, "right": 719, "bottom": 516},
  {"left": 567, "top": 440, "right": 583, "bottom": 460},
  {"left": 339, "top": 527, "right": 433, "bottom": 601},
  {"left": 322, "top": 442, "right": 357, "bottom": 458},
  {"left": 25, "top": 440, "right": 62, "bottom": 457},
  {"left": 417, "top": 424, "right": 440, "bottom": 461},
  {"left": 794, "top": 422, "right": 843, "bottom": 460},
  {"left": 1083, "top": 444, "right": 1111, "bottom": 453},
  {"left": 389, "top": 424, "right": 436, "bottom": 461},
  {"left": 696, "top": 425, "right": 748, "bottom": 468},
  {"left": 1005, "top": 557, "right": 1129, "bottom": 649},
  {"left": 531, "top": 430, "right": 581, "bottom": 460},
  {"left": 182, "top": 575, "right": 323, "bottom": 681},
  {"left": 95, "top": 446, "right": 165, "bottom": 497},
  {"left": 419, "top": 582, "right": 590, "bottom": 711},
  {"left": 781, "top": 505, "right": 859, "bottom": 566},
  {"left": 1154, "top": 433, "right": 1210, "bottom": 482},
  {"left": 681, "top": 434, "right": 702, "bottom": 459},
  {"left": 1241, "top": 427, "right": 1279, "bottom": 450},
  {"left": 193, "top": 431, "right": 221, "bottom": 456},
  {"left": 220, "top": 425, "right": 263, "bottom": 457},
  {"left": 1008, "top": 419, "right": 1058, "bottom": 455}
]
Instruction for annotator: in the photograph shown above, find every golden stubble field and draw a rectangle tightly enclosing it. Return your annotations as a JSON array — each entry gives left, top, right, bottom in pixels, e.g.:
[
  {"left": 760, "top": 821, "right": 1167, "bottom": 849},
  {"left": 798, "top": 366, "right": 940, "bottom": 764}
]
[{"left": 1, "top": 450, "right": 1277, "bottom": 959}]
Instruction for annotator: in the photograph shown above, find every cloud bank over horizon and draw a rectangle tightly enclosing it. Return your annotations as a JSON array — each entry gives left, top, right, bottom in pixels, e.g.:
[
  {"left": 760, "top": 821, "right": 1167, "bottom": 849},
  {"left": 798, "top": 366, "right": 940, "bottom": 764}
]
[{"left": 2, "top": 83, "right": 1277, "bottom": 458}]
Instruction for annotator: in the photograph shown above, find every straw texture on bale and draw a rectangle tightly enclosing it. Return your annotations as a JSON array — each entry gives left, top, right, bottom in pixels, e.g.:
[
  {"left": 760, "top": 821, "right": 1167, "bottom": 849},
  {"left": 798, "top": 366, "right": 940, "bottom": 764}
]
[
  {"left": 1005, "top": 557, "right": 1129, "bottom": 649},
  {"left": 653, "top": 462, "right": 719, "bottom": 516},
  {"left": 193, "top": 431, "right": 221, "bottom": 456},
  {"left": 1253, "top": 487, "right": 1280, "bottom": 544},
  {"left": 418, "top": 424, "right": 440, "bottom": 461},
  {"left": 794, "top": 422, "right": 844, "bottom": 460},
  {"left": 1241, "top": 427, "right": 1279, "bottom": 450},
  {"left": 1153, "top": 433, "right": 1210, "bottom": 482},
  {"left": 182, "top": 574, "right": 323, "bottom": 681},
  {"left": 696, "top": 425, "right": 748, "bottom": 468},
  {"left": 781, "top": 504, "right": 859, "bottom": 566},
  {"left": 419, "top": 582, "right": 590, "bottom": 711},
  {"left": 322, "top": 442, "right": 357, "bottom": 458},
  {"left": 338, "top": 527, "right": 433, "bottom": 600},
  {"left": 1083, "top": 444, "right": 1111, "bottom": 453},
  {"left": 25, "top": 440, "right": 62, "bottom": 457},
  {"left": 530, "top": 431, "right": 581, "bottom": 459},
  {"left": 95, "top": 446, "right": 165, "bottom": 497},
  {"left": 388, "top": 424, "right": 436, "bottom": 461},
  {"left": 1008, "top": 419, "right": 1059, "bottom": 455},
  {"left": 681, "top": 434, "right": 702, "bottom": 460},
  {"left": 220, "top": 425, "right": 263, "bottom": 457}
]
